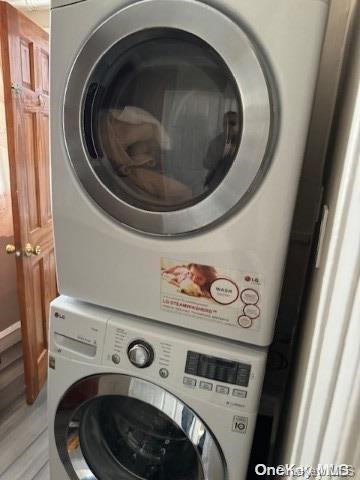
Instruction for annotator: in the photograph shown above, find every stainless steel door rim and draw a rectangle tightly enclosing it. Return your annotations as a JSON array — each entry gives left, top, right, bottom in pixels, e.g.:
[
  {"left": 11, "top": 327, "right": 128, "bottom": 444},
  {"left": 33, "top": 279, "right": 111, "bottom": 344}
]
[{"left": 64, "top": 0, "right": 273, "bottom": 235}]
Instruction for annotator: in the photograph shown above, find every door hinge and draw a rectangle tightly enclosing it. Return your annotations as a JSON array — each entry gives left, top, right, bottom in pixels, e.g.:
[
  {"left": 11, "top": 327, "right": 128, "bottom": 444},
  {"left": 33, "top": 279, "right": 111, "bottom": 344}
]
[{"left": 11, "top": 82, "right": 22, "bottom": 95}]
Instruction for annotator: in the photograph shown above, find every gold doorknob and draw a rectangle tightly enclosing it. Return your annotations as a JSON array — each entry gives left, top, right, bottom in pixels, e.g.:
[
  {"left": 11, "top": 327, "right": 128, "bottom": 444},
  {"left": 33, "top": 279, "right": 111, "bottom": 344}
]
[
  {"left": 6, "top": 244, "right": 15, "bottom": 254},
  {"left": 5, "top": 244, "right": 21, "bottom": 257},
  {"left": 24, "top": 243, "right": 41, "bottom": 257},
  {"left": 6, "top": 244, "right": 16, "bottom": 254}
]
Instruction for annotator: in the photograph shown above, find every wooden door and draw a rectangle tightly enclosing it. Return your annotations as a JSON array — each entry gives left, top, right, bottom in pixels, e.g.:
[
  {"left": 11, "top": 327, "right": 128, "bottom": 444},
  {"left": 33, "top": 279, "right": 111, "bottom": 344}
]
[{"left": 0, "top": 2, "right": 56, "bottom": 404}]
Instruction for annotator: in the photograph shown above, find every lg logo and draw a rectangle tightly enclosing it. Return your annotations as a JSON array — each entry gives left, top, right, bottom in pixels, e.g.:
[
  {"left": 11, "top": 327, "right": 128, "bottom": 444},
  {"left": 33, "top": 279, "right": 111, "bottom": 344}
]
[
  {"left": 232, "top": 416, "right": 248, "bottom": 434},
  {"left": 244, "top": 275, "right": 261, "bottom": 285}
]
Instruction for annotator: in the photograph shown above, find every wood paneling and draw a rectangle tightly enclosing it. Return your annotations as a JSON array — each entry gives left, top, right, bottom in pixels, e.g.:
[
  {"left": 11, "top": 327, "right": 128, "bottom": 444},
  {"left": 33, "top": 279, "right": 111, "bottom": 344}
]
[
  {"left": 38, "top": 112, "right": 50, "bottom": 224},
  {"left": 24, "top": 111, "right": 40, "bottom": 232},
  {"left": 20, "top": 40, "right": 34, "bottom": 90},
  {"left": 32, "top": 260, "right": 45, "bottom": 355},
  {"left": 49, "top": 249, "right": 57, "bottom": 299},
  {"left": 39, "top": 50, "right": 49, "bottom": 95},
  {"left": 0, "top": 2, "right": 54, "bottom": 404}
]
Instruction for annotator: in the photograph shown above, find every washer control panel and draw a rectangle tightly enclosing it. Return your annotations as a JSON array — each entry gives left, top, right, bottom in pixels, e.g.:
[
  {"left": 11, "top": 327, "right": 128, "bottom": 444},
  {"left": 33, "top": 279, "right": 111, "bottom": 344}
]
[
  {"left": 49, "top": 297, "right": 266, "bottom": 414},
  {"left": 102, "top": 316, "right": 266, "bottom": 414},
  {"left": 185, "top": 351, "right": 251, "bottom": 387},
  {"left": 181, "top": 351, "right": 253, "bottom": 409}
]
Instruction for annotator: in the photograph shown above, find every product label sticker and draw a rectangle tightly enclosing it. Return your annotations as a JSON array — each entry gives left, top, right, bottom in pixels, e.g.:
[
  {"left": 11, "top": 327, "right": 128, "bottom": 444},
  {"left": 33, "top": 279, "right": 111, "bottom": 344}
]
[
  {"left": 160, "top": 258, "right": 263, "bottom": 331},
  {"left": 232, "top": 416, "right": 248, "bottom": 434}
]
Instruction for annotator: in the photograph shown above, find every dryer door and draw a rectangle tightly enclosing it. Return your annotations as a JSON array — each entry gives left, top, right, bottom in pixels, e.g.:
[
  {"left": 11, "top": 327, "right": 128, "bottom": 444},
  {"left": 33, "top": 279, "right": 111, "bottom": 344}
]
[
  {"left": 54, "top": 374, "right": 226, "bottom": 480},
  {"left": 64, "top": 0, "right": 273, "bottom": 235}
]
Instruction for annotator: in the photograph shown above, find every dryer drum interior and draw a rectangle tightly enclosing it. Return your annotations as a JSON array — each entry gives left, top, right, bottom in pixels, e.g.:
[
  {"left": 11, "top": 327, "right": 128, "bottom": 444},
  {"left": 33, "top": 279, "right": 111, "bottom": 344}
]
[
  {"left": 64, "top": 0, "right": 273, "bottom": 235},
  {"left": 83, "top": 29, "right": 243, "bottom": 213}
]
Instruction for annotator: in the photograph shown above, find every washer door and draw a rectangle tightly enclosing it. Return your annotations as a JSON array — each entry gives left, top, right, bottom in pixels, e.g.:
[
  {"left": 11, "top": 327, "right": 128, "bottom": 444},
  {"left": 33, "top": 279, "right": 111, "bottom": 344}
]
[
  {"left": 54, "top": 375, "right": 226, "bottom": 480},
  {"left": 64, "top": 0, "right": 273, "bottom": 235}
]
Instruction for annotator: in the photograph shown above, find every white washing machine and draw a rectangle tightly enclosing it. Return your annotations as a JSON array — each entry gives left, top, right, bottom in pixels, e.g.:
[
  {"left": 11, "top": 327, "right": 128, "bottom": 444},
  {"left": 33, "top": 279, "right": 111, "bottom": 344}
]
[
  {"left": 48, "top": 296, "right": 267, "bottom": 480},
  {"left": 51, "top": 0, "right": 329, "bottom": 346}
]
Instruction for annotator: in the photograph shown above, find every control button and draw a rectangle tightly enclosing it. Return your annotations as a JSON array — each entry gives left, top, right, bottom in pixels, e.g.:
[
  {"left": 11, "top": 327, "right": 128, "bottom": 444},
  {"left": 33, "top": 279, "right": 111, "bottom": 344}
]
[
  {"left": 236, "top": 366, "right": 251, "bottom": 387},
  {"left": 232, "top": 389, "right": 247, "bottom": 398},
  {"left": 111, "top": 354, "right": 120, "bottom": 365},
  {"left": 243, "top": 304, "right": 260, "bottom": 319},
  {"left": 206, "top": 363, "right": 216, "bottom": 379},
  {"left": 159, "top": 368, "right": 169, "bottom": 379},
  {"left": 216, "top": 385, "right": 230, "bottom": 395},
  {"left": 238, "top": 315, "right": 253, "bottom": 329},
  {"left": 183, "top": 377, "right": 196, "bottom": 387},
  {"left": 216, "top": 366, "right": 227, "bottom": 381},
  {"left": 185, "top": 351, "right": 200, "bottom": 375},
  {"left": 198, "top": 362, "right": 208, "bottom": 378},
  {"left": 240, "top": 289, "right": 259, "bottom": 305},
  {"left": 225, "top": 371, "right": 237, "bottom": 384},
  {"left": 199, "top": 381, "right": 213, "bottom": 391},
  {"left": 127, "top": 341, "right": 154, "bottom": 368}
]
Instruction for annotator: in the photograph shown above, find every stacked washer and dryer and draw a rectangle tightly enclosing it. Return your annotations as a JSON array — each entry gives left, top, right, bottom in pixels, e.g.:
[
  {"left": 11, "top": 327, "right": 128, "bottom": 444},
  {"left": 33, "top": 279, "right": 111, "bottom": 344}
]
[{"left": 49, "top": 0, "right": 329, "bottom": 478}]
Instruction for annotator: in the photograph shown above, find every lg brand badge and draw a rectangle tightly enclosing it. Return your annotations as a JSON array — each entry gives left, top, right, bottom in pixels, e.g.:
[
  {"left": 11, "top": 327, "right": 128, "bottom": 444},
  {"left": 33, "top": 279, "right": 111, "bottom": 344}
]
[{"left": 232, "top": 416, "right": 248, "bottom": 434}]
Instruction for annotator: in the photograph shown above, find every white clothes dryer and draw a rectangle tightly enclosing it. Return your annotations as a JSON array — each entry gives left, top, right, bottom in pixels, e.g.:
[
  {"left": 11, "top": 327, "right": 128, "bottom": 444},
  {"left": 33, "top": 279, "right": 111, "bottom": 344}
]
[
  {"left": 48, "top": 296, "right": 267, "bottom": 480},
  {"left": 51, "top": 0, "right": 329, "bottom": 346}
]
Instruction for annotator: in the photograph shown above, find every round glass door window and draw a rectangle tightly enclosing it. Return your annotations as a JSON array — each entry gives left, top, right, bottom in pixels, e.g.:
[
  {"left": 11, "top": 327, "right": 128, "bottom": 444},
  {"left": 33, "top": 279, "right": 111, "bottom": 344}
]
[
  {"left": 55, "top": 375, "right": 226, "bottom": 480},
  {"left": 77, "top": 396, "right": 204, "bottom": 479},
  {"left": 64, "top": 0, "right": 272, "bottom": 234},
  {"left": 84, "top": 29, "right": 242, "bottom": 212}
]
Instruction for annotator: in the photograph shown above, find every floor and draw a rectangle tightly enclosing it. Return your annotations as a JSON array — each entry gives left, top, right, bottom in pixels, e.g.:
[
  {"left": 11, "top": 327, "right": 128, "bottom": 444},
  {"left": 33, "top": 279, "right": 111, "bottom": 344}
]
[{"left": 0, "top": 387, "right": 49, "bottom": 480}]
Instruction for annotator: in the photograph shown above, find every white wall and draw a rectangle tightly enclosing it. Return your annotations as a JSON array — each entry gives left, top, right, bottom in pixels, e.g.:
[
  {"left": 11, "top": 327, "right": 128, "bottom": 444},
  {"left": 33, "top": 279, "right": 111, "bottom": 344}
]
[
  {"left": 23, "top": 9, "right": 49, "bottom": 31},
  {"left": 7, "top": 2, "right": 50, "bottom": 31}
]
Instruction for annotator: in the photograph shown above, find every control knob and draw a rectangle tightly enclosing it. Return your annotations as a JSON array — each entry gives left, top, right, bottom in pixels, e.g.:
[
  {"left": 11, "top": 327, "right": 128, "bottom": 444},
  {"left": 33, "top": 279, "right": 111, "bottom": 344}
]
[{"left": 127, "top": 341, "right": 154, "bottom": 368}]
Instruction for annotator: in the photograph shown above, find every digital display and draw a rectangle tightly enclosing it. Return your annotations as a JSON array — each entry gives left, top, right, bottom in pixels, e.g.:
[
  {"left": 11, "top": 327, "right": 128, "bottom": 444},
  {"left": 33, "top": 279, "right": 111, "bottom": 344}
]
[{"left": 185, "top": 351, "right": 251, "bottom": 387}]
